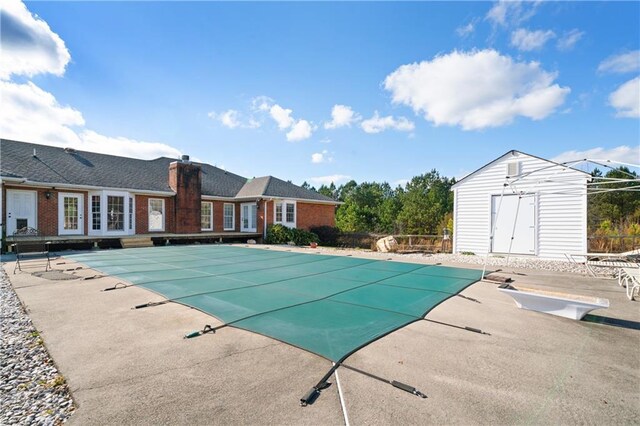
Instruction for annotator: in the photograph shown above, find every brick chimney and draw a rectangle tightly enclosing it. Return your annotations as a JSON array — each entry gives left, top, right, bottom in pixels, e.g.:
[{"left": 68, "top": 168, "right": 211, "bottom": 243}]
[{"left": 169, "top": 156, "right": 202, "bottom": 234}]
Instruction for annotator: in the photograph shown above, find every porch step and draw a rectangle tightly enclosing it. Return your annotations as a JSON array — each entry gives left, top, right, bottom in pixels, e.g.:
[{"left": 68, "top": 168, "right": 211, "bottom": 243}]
[{"left": 120, "top": 237, "right": 154, "bottom": 249}]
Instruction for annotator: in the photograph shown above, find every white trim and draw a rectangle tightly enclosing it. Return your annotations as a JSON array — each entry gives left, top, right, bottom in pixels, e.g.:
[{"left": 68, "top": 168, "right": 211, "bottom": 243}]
[
  {"left": 273, "top": 199, "right": 297, "bottom": 228},
  {"left": 0, "top": 179, "right": 175, "bottom": 196},
  {"left": 223, "top": 203, "right": 235, "bottom": 231},
  {"left": 58, "top": 192, "right": 84, "bottom": 235},
  {"left": 201, "top": 201, "right": 213, "bottom": 231},
  {"left": 148, "top": 198, "right": 165, "bottom": 232},
  {"left": 6, "top": 189, "right": 37, "bottom": 234}
]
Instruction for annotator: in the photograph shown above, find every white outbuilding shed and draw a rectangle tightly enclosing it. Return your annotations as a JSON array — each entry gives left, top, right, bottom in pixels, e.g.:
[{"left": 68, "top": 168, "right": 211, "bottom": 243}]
[{"left": 452, "top": 150, "right": 590, "bottom": 260}]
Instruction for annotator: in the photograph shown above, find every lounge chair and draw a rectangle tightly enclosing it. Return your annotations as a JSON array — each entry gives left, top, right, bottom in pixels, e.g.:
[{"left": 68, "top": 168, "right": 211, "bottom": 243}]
[
  {"left": 619, "top": 268, "right": 640, "bottom": 301},
  {"left": 11, "top": 227, "right": 52, "bottom": 274},
  {"left": 565, "top": 251, "right": 640, "bottom": 277}
]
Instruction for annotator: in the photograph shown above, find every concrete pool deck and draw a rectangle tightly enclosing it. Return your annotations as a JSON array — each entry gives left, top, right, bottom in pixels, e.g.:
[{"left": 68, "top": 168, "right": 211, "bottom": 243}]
[{"left": 4, "top": 245, "right": 640, "bottom": 424}]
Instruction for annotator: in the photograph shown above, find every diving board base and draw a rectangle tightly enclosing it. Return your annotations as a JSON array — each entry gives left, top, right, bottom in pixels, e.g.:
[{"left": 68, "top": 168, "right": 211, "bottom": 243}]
[{"left": 498, "top": 284, "right": 609, "bottom": 320}]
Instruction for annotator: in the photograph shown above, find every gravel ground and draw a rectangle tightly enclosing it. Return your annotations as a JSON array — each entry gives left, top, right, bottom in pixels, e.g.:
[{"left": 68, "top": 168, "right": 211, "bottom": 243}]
[
  {"left": 307, "top": 246, "right": 618, "bottom": 276},
  {"left": 0, "top": 266, "right": 75, "bottom": 425}
]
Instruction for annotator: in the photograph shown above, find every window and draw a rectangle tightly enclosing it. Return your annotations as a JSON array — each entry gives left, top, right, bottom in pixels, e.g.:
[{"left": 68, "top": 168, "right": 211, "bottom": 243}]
[
  {"left": 107, "top": 196, "right": 125, "bottom": 231},
  {"left": 201, "top": 201, "right": 213, "bottom": 231},
  {"left": 92, "top": 195, "right": 101, "bottom": 230},
  {"left": 148, "top": 199, "right": 165, "bottom": 231},
  {"left": 286, "top": 203, "right": 295, "bottom": 223},
  {"left": 89, "top": 191, "right": 134, "bottom": 236},
  {"left": 274, "top": 200, "right": 296, "bottom": 227},
  {"left": 223, "top": 203, "right": 235, "bottom": 230},
  {"left": 129, "top": 197, "right": 134, "bottom": 230}
]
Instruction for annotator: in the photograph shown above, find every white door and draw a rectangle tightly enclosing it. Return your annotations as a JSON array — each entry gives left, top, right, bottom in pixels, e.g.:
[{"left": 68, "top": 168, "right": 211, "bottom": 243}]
[
  {"left": 58, "top": 193, "right": 84, "bottom": 235},
  {"left": 491, "top": 194, "right": 535, "bottom": 255},
  {"left": 241, "top": 203, "right": 257, "bottom": 232},
  {"left": 6, "top": 190, "right": 37, "bottom": 234}
]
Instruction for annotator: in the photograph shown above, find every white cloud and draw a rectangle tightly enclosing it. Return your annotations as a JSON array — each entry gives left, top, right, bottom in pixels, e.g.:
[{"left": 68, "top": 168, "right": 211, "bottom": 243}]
[
  {"left": 251, "top": 95, "right": 273, "bottom": 112},
  {"left": 0, "top": 0, "right": 70, "bottom": 80},
  {"left": 383, "top": 49, "right": 570, "bottom": 131},
  {"left": 249, "top": 97, "right": 314, "bottom": 140},
  {"left": 286, "top": 119, "right": 313, "bottom": 142},
  {"left": 1, "top": 80, "right": 182, "bottom": 160},
  {"left": 208, "top": 109, "right": 261, "bottom": 129},
  {"left": 324, "top": 104, "right": 360, "bottom": 129},
  {"left": 598, "top": 51, "right": 640, "bottom": 74},
  {"left": 556, "top": 29, "right": 585, "bottom": 51},
  {"left": 311, "top": 150, "right": 333, "bottom": 164},
  {"left": 486, "top": 1, "right": 539, "bottom": 28},
  {"left": 269, "top": 104, "right": 295, "bottom": 129},
  {"left": 361, "top": 111, "right": 415, "bottom": 134},
  {"left": 456, "top": 21, "right": 476, "bottom": 38},
  {"left": 552, "top": 145, "right": 640, "bottom": 165},
  {"left": 608, "top": 77, "right": 640, "bottom": 118},
  {"left": 319, "top": 137, "right": 331, "bottom": 144},
  {"left": 308, "top": 174, "right": 351, "bottom": 186},
  {"left": 77, "top": 130, "right": 182, "bottom": 159},
  {"left": 0, "top": 1, "right": 185, "bottom": 160},
  {"left": 510, "top": 28, "right": 555, "bottom": 51}
]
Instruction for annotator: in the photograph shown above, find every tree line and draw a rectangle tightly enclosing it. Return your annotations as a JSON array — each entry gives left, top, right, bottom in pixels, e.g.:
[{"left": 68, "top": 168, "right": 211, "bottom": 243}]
[
  {"left": 302, "top": 170, "right": 455, "bottom": 235},
  {"left": 300, "top": 165, "right": 639, "bottom": 237}
]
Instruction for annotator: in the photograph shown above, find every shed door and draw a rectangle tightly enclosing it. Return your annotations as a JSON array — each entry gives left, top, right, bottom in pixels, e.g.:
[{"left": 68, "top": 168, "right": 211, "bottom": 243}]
[
  {"left": 491, "top": 194, "right": 535, "bottom": 255},
  {"left": 6, "top": 190, "right": 37, "bottom": 235}
]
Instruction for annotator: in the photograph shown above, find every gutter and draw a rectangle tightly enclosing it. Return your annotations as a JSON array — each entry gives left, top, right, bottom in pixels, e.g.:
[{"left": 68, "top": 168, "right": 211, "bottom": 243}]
[{"left": 0, "top": 177, "right": 176, "bottom": 196}]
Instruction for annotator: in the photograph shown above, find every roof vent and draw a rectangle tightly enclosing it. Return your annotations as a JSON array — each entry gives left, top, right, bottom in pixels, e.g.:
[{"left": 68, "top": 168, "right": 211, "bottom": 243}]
[
  {"left": 64, "top": 147, "right": 76, "bottom": 154},
  {"left": 506, "top": 161, "right": 521, "bottom": 177},
  {"left": 181, "top": 154, "right": 190, "bottom": 162}
]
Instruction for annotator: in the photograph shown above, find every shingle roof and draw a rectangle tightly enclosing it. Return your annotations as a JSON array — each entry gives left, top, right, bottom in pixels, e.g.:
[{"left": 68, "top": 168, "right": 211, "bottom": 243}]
[
  {"left": 235, "top": 176, "right": 335, "bottom": 202},
  {"left": 0, "top": 139, "right": 336, "bottom": 202}
]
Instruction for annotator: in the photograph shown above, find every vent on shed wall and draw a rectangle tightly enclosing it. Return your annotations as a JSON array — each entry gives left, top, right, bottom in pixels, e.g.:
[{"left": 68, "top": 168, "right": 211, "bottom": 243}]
[{"left": 507, "top": 161, "right": 521, "bottom": 177}]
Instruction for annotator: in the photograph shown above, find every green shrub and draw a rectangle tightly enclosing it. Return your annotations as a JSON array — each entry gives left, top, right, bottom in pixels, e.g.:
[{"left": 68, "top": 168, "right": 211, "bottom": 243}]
[
  {"left": 266, "top": 225, "right": 318, "bottom": 246},
  {"left": 290, "top": 228, "right": 319, "bottom": 246},
  {"left": 266, "top": 224, "right": 291, "bottom": 244}
]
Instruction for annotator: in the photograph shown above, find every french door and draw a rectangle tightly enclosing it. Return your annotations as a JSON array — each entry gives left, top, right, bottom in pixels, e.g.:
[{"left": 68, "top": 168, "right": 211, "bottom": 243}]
[
  {"left": 59, "top": 193, "right": 84, "bottom": 235},
  {"left": 241, "top": 203, "right": 257, "bottom": 232}
]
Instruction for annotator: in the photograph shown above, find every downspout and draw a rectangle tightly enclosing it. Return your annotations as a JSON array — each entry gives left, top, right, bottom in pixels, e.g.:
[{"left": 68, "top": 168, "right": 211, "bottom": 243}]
[{"left": 263, "top": 199, "right": 268, "bottom": 240}]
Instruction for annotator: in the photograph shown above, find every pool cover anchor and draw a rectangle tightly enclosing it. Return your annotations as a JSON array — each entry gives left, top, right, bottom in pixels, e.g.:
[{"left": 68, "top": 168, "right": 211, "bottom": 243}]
[
  {"left": 102, "top": 282, "right": 129, "bottom": 291},
  {"left": 341, "top": 364, "right": 427, "bottom": 399},
  {"left": 133, "top": 300, "right": 168, "bottom": 309},
  {"left": 300, "top": 362, "right": 427, "bottom": 407},
  {"left": 300, "top": 364, "right": 339, "bottom": 406},
  {"left": 457, "top": 294, "right": 481, "bottom": 303},
  {"left": 424, "top": 318, "right": 491, "bottom": 336},
  {"left": 183, "top": 324, "right": 227, "bottom": 339}
]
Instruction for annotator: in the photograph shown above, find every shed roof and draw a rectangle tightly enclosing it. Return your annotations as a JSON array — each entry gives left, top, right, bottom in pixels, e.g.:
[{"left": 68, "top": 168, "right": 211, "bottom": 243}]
[{"left": 452, "top": 150, "right": 591, "bottom": 189}]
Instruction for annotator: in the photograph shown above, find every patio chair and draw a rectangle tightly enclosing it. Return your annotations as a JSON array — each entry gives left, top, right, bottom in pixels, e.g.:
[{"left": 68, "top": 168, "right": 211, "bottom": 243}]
[
  {"left": 565, "top": 252, "right": 640, "bottom": 277},
  {"left": 620, "top": 268, "right": 640, "bottom": 301},
  {"left": 11, "top": 227, "right": 52, "bottom": 274}
]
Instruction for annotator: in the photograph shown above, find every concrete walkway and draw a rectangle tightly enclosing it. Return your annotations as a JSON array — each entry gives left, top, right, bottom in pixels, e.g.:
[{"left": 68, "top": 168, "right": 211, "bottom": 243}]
[{"left": 5, "top": 246, "right": 640, "bottom": 424}]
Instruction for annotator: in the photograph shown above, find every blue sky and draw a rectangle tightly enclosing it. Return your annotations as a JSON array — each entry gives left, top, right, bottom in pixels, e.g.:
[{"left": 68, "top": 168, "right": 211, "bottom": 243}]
[{"left": 2, "top": 1, "right": 639, "bottom": 187}]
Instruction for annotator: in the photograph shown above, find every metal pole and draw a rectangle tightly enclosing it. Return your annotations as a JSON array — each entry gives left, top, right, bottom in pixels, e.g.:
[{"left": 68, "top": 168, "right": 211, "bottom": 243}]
[
  {"left": 483, "top": 183, "right": 507, "bottom": 278},
  {"left": 505, "top": 194, "right": 523, "bottom": 266}
]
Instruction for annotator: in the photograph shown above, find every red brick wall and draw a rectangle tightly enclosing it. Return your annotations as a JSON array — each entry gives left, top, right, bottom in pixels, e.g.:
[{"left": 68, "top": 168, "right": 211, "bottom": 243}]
[
  {"left": 135, "top": 195, "right": 175, "bottom": 234},
  {"left": 3, "top": 185, "right": 89, "bottom": 237},
  {"left": 169, "top": 162, "right": 202, "bottom": 234},
  {"left": 211, "top": 201, "right": 241, "bottom": 232},
  {"left": 296, "top": 202, "right": 336, "bottom": 230}
]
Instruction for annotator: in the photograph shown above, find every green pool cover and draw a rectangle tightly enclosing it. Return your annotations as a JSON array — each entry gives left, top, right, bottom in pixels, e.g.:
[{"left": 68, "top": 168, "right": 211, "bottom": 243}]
[{"left": 68, "top": 245, "right": 484, "bottom": 363}]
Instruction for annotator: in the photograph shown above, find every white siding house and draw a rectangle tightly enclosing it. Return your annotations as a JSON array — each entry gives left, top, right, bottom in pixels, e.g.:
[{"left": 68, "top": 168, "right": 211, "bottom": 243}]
[{"left": 452, "top": 151, "right": 590, "bottom": 260}]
